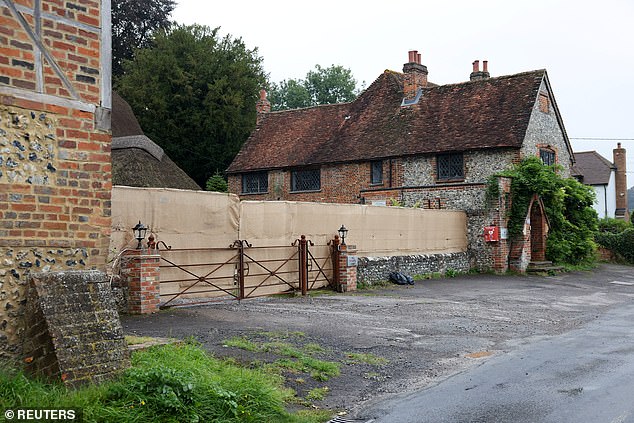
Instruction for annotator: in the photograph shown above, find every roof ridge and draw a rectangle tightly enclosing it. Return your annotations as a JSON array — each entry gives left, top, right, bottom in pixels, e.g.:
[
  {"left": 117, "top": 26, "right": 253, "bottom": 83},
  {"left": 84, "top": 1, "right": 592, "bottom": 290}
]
[
  {"left": 266, "top": 102, "right": 351, "bottom": 115},
  {"left": 112, "top": 135, "right": 165, "bottom": 161},
  {"left": 426, "top": 69, "right": 546, "bottom": 90}
]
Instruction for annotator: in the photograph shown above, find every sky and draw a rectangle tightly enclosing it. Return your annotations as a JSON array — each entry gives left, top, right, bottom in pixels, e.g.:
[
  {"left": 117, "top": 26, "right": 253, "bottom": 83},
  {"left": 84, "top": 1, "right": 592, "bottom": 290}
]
[{"left": 172, "top": 0, "right": 634, "bottom": 189}]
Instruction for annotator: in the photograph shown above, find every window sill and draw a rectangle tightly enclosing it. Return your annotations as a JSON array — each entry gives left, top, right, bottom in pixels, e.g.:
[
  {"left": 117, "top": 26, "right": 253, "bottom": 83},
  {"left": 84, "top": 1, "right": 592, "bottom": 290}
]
[
  {"left": 290, "top": 189, "right": 322, "bottom": 194},
  {"left": 435, "top": 178, "right": 465, "bottom": 183},
  {"left": 241, "top": 191, "right": 269, "bottom": 195},
  {"left": 369, "top": 182, "right": 384, "bottom": 187}
]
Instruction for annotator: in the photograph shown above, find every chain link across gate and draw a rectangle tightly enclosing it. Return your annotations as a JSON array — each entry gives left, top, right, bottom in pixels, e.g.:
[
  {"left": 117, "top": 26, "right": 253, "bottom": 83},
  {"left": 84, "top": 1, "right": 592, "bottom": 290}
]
[{"left": 157, "top": 236, "right": 334, "bottom": 308}]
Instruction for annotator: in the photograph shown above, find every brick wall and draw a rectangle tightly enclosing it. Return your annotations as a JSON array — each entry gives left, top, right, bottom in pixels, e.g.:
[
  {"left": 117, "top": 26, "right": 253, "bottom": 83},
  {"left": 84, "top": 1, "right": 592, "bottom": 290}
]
[
  {"left": 0, "top": 0, "right": 111, "bottom": 360},
  {"left": 228, "top": 158, "right": 406, "bottom": 204}
]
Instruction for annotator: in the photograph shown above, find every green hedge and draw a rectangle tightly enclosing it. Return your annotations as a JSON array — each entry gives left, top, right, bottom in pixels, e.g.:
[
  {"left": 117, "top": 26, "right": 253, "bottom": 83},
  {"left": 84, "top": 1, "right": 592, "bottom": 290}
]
[
  {"left": 595, "top": 228, "right": 634, "bottom": 263},
  {"left": 597, "top": 218, "right": 632, "bottom": 234}
]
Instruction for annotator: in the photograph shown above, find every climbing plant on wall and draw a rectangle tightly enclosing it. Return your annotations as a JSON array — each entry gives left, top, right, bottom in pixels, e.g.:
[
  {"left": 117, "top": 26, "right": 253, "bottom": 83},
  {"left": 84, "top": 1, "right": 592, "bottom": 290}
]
[{"left": 490, "top": 157, "right": 598, "bottom": 265}]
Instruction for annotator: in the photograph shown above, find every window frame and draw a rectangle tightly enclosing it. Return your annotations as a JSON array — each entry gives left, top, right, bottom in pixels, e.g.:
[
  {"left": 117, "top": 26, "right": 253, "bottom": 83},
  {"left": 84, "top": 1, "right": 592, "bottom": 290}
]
[
  {"left": 290, "top": 168, "right": 321, "bottom": 193},
  {"left": 436, "top": 152, "right": 464, "bottom": 181},
  {"left": 241, "top": 171, "right": 269, "bottom": 194},
  {"left": 370, "top": 160, "right": 383, "bottom": 185}
]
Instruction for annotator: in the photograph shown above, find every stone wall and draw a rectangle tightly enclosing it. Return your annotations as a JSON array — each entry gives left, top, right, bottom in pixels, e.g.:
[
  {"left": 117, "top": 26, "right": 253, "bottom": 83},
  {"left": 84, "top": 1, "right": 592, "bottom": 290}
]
[
  {"left": 402, "top": 149, "right": 519, "bottom": 186},
  {"left": 357, "top": 252, "right": 471, "bottom": 285},
  {"left": 0, "top": 0, "right": 112, "bottom": 360},
  {"left": 399, "top": 185, "right": 492, "bottom": 269}
]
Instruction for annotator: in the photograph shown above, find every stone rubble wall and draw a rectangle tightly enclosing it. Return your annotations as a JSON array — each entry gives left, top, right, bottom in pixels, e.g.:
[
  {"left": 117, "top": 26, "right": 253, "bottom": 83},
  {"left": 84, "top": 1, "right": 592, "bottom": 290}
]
[{"left": 357, "top": 252, "right": 471, "bottom": 285}]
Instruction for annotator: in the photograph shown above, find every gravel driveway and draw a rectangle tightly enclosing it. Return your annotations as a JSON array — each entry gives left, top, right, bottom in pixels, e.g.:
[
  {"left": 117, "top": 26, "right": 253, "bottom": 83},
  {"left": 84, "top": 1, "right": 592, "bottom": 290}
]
[{"left": 121, "top": 263, "right": 634, "bottom": 415}]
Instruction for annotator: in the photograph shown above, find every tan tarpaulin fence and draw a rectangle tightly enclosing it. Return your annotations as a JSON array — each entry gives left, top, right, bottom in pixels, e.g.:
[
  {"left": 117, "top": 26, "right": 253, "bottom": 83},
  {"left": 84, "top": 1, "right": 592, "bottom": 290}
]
[
  {"left": 239, "top": 200, "right": 467, "bottom": 255},
  {"left": 111, "top": 187, "right": 467, "bottom": 256},
  {"left": 111, "top": 187, "right": 467, "bottom": 300}
]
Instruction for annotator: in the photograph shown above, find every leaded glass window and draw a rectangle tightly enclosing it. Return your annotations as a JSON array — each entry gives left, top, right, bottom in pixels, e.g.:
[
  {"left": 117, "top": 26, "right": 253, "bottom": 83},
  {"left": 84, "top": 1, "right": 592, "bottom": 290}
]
[
  {"left": 291, "top": 168, "right": 320, "bottom": 192},
  {"left": 242, "top": 171, "right": 268, "bottom": 194},
  {"left": 540, "top": 149, "right": 556, "bottom": 166},
  {"left": 371, "top": 160, "right": 383, "bottom": 184},
  {"left": 437, "top": 153, "right": 464, "bottom": 180}
]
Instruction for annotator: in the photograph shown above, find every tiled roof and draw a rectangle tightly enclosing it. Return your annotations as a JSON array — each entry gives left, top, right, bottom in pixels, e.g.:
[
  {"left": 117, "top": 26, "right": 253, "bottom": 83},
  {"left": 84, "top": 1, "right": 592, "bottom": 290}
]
[
  {"left": 573, "top": 151, "right": 615, "bottom": 185},
  {"left": 227, "top": 69, "right": 546, "bottom": 173}
]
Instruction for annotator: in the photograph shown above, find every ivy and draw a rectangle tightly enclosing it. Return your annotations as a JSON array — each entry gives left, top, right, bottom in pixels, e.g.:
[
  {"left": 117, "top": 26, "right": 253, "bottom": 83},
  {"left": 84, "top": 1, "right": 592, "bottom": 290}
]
[
  {"left": 596, "top": 228, "right": 634, "bottom": 263},
  {"left": 489, "top": 157, "right": 598, "bottom": 265}
]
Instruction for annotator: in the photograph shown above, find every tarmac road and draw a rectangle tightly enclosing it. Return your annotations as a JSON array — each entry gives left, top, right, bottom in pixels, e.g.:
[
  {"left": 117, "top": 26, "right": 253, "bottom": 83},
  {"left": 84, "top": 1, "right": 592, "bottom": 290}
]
[
  {"left": 356, "top": 302, "right": 634, "bottom": 423},
  {"left": 122, "top": 263, "right": 634, "bottom": 415}
]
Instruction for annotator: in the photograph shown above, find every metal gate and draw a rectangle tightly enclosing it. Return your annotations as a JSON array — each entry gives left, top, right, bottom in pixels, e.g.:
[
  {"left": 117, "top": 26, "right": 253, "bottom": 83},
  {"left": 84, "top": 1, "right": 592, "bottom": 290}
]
[{"left": 157, "top": 236, "right": 334, "bottom": 308}]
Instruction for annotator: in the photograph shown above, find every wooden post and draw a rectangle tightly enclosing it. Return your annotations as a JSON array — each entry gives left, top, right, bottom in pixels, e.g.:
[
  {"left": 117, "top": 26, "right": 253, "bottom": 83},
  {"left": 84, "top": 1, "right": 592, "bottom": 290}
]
[
  {"left": 331, "top": 235, "right": 340, "bottom": 287},
  {"left": 299, "top": 235, "right": 308, "bottom": 296}
]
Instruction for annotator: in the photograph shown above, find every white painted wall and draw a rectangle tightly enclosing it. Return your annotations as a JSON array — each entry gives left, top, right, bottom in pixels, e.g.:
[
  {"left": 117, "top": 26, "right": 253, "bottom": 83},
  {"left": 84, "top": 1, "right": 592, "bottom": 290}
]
[{"left": 591, "top": 171, "right": 617, "bottom": 218}]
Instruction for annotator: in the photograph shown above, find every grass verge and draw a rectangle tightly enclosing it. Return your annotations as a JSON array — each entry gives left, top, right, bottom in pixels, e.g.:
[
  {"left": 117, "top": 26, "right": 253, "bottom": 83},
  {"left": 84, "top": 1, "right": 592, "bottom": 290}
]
[{"left": 0, "top": 341, "right": 332, "bottom": 423}]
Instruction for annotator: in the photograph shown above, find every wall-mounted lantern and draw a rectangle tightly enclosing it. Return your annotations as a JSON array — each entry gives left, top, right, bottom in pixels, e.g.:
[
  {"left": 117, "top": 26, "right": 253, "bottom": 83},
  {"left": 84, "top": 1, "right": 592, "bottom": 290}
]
[
  {"left": 338, "top": 225, "right": 348, "bottom": 246},
  {"left": 132, "top": 221, "right": 148, "bottom": 249}
]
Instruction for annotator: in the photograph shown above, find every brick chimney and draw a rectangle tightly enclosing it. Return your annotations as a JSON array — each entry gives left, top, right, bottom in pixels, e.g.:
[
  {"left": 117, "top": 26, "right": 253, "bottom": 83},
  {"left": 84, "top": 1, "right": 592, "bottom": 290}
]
[
  {"left": 613, "top": 142, "right": 629, "bottom": 220},
  {"left": 470, "top": 60, "right": 490, "bottom": 81},
  {"left": 256, "top": 89, "right": 271, "bottom": 124},
  {"left": 402, "top": 50, "right": 428, "bottom": 101}
]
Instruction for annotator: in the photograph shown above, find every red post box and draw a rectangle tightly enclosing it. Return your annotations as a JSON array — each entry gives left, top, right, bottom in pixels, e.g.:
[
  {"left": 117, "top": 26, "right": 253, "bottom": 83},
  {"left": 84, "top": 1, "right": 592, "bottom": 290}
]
[{"left": 484, "top": 226, "right": 499, "bottom": 242}]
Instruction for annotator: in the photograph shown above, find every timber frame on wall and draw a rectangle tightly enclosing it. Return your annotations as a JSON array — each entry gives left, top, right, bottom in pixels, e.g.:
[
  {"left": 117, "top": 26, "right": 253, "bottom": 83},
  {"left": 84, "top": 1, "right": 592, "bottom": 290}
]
[{"left": 0, "top": 0, "right": 111, "bottom": 121}]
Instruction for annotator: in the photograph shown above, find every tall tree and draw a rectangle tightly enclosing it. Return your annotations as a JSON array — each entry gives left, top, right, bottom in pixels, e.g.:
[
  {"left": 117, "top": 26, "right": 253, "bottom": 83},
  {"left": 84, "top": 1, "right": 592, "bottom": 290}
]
[
  {"left": 268, "top": 79, "right": 312, "bottom": 111},
  {"left": 306, "top": 64, "right": 358, "bottom": 105},
  {"left": 269, "top": 64, "right": 359, "bottom": 111},
  {"left": 111, "top": 0, "right": 175, "bottom": 77},
  {"left": 115, "top": 24, "right": 267, "bottom": 187}
]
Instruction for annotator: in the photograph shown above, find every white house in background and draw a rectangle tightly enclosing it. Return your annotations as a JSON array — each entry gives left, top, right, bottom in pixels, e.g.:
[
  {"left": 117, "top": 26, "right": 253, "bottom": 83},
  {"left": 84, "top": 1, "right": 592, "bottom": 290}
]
[
  {"left": 573, "top": 151, "right": 616, "bottom": 218},
  {"left": 573, "top": 143, "right": 629, "bottom": 220}
]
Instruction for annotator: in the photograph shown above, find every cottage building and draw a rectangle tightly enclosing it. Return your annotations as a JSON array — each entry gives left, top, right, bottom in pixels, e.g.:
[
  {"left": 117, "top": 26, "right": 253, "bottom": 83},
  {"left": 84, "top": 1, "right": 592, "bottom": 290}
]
[
  {"left": 227, "top": 51, "right": 575, "bottom": 269},
  {"left": 573, "top": 143, "right": 629, "bottom": 220}
]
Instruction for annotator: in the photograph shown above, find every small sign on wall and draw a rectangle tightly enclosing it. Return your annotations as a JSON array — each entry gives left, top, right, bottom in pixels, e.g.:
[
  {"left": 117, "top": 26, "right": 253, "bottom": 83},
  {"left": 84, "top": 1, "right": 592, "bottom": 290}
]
[
  {"left": 500, "top": 228, "right": 508, "bottom": 240},
  {"left": 484, "top": 226, "right": 500, "bottom": 242},
  {"left": 347, "top": 255, "right": 358, "bottom": 266}
]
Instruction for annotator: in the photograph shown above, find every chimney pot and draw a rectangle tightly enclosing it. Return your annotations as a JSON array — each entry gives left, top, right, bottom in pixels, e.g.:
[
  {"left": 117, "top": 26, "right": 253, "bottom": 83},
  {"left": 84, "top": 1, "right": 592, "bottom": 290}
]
[
  {"left": 618, "top": 142, "right": 622, "bottom": 148},
  {"left": 470, "top": 59, "right": 490, "bottom": 81},
  {"left": 402, "top": 50, "right": 428, "bottom": 104},
  {"left": 256, "top": 88, "right": 271, "bottom": 124}
]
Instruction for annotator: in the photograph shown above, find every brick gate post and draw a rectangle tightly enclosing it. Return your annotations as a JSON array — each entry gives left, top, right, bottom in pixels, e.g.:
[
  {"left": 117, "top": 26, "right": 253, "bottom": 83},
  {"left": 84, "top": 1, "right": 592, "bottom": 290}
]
[
  {"left": 121, "top": 249, "right": 161, "bottom": 314},
  {"left": 336, "top": 243, "right": 358, "bottom": 292}
]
